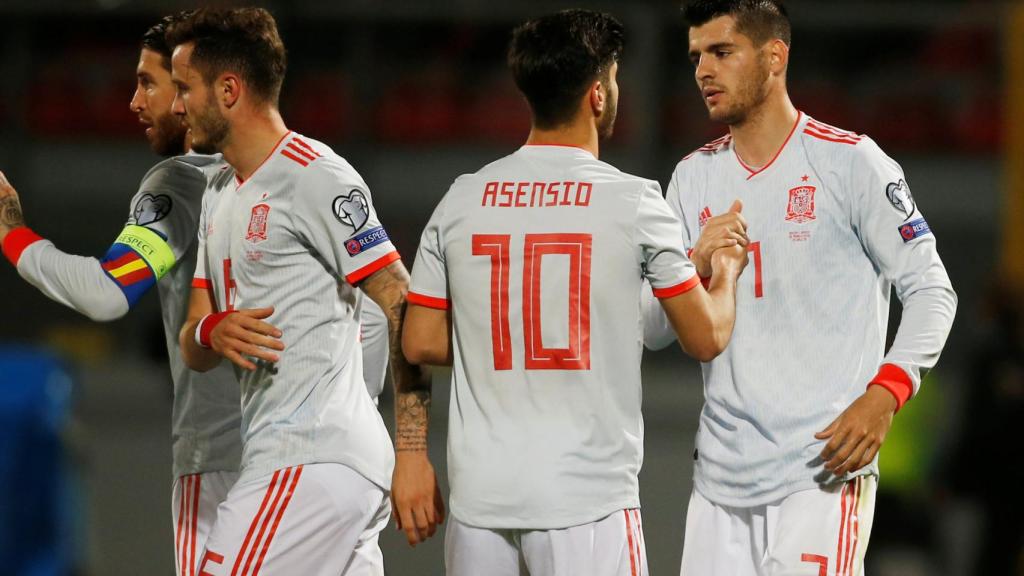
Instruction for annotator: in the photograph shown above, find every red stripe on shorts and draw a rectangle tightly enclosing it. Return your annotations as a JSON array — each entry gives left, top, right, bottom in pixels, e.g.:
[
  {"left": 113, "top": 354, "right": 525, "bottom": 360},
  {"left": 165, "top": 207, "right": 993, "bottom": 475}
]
[
  {"left": 624, "top": 510, "right": 638, "bottom": 576},
  {"left": 191, "top": 474, "right": 201, "bottom": 576},
  {"left": 240, "top": 467, "right": 293, "bottom": 576},
  {"left": 251, "top": 465, "right": 304, "bottom": 576},
  {"left": 232, "top": 470, "right": 281, "bottom": 576}
]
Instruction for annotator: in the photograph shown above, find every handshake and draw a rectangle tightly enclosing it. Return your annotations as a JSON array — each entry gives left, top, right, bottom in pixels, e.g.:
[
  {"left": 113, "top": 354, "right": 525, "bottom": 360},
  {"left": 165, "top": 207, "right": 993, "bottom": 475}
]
[{"left": 692, "top": 199, "right": 750, "bottom": 279}]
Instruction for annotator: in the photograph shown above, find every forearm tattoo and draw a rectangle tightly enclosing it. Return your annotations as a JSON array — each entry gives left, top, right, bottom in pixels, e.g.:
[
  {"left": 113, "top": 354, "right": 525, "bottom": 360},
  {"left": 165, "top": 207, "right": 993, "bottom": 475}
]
[
  {"left": 364, "top": 261, "right": 433, "bottom": 452},
  {"left": 0, "top": 196, "right": 25, "bottom": 230}
]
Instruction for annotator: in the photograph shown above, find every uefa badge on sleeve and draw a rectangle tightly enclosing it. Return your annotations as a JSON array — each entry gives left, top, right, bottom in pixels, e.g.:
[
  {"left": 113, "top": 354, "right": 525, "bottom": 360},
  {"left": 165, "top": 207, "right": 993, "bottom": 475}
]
[{"left": 785, "top": 185, "right": 816, "bottom": 223}]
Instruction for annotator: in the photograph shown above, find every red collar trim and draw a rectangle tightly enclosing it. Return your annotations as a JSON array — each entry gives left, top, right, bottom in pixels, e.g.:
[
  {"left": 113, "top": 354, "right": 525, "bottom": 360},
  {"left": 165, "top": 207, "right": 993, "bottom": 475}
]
[
  {"left": 235, "top": 130, "right": 292, "bottom": 186},
  {"left": 733, "top": 111, "right": 802, "bottom": 181}
]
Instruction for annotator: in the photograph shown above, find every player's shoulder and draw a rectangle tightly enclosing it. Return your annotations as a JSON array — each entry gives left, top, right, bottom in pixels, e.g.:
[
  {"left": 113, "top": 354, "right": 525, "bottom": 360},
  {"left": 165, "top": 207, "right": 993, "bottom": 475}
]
[
  {"left": 799, "top": 115, "right": 885, "bottom": 161},
  {"left": 282, "top": 133, "right": 368, "bottom": 189},
  {"left": 140, "top": 155, "right": 207, "bottom": 189},
  {"left": 674, "top": 133, "right": 733, "bottom": 175}
]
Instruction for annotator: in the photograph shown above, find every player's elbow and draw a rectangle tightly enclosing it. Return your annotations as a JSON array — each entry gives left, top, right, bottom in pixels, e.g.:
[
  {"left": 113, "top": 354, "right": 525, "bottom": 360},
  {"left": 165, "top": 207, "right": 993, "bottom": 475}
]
[
  {"left": 685, "top": 339, "right": 726, "bottom": 363},
  {"left": 401, "top": 335, "right": 442, "bottom": 366},
  {"left": 80, "top": 298, "right": 129, "bottom": 322}
]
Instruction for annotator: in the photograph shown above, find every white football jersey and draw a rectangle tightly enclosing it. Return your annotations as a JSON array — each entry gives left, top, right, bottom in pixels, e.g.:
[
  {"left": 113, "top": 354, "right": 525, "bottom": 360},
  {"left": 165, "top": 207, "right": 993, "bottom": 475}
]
[
  {"left": 193, "top": 132, "right": 396, "bottom": 488},
  {"left": 409, "top": 145, "right": 698, "bottom": 529},
  {"left": 644, "top": 113, "right": 956, "bottom": 507}
]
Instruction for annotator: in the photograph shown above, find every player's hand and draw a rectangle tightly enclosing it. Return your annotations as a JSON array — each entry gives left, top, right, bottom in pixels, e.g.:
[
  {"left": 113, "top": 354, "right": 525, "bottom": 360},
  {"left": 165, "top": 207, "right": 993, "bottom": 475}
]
[
  {"left": 815, "top": 385, "right": 897, "bottom": 476},
  {"left": 691, "top": 200, "right": 748, "bottom": 278},
  {"left": 391, "top": 451, "right": 445, "bottom": 547},
  {"left": 710, "top": 242, "right": 749, "bottom": 279},
  {"left": 0, "top": 170, "right": 26, "bottom": 242},
  {"left": 209, "top": 307, "right": 285, "bottom": 371}
]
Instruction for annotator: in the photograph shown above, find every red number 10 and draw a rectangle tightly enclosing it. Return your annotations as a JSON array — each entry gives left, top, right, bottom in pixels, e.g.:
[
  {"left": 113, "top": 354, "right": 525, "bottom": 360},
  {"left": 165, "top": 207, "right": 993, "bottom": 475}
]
[{"left": 472, "top": 233, "right": 592, "bottom": 371}]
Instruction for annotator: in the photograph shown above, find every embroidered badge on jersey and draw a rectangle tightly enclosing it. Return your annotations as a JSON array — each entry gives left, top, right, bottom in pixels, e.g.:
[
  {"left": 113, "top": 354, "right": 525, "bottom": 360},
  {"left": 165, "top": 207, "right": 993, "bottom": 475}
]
[
  {"left": 333, "top": 190, "right": 369, "bottom": 231},
  {"left": 886, "top": 179, "right": 916, "bottom": 219},
  {"left": 785, "top": 185, "right": 816, "bottom": 223},
  {"left": 345, "top": 226, "right": 390, "bottom": 256},
  {"left": 133, "top": 193, "right": 172, "bottom": 226},
  {"left": 899, "top": 218, "right": 931, "bottom": 242},
  {"left": 246, "top": 203, "right": 270, "bottom": 243}
]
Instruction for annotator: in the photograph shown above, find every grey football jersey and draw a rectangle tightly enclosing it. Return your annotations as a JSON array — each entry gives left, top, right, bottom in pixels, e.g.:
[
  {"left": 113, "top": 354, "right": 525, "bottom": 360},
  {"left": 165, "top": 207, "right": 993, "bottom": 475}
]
[
  {"left": 14, "top": 154, "right": 242, "bottom": 478},
  {"left": 645, "top": 114, "right": 956, "bottom": 507},
  {"left": 193, "top": 132, "right": 395, "bottom": 487},
  {"left": 409, "top": 145, "right": 698, "bottom": 529}
]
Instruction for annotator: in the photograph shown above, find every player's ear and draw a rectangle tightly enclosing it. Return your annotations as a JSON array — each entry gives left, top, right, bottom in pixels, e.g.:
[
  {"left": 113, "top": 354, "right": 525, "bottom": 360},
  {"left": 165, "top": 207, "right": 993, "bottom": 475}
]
[
  {"left": 589, "top": 79, "right": 606, "bottom": 117},
  {"left": 219, "top": 73, "right": 242, "bottom": 109},
  {"left": 768, "top": 39, "right": 789, "bottom": 76}
]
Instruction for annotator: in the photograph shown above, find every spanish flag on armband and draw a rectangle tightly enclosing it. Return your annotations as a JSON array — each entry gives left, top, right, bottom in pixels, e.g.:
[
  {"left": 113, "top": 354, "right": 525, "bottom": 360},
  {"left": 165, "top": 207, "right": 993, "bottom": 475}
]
[{"left": 99, "top": 225, "right": 176, "bottom": 307}]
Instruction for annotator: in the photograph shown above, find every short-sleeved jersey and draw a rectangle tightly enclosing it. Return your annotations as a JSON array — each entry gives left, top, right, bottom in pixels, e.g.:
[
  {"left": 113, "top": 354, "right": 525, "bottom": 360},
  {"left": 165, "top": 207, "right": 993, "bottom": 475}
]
[
  {"left": 129, "top": 155, "right": 242, "bottom": 478},
  {"left": 648, "top": 113, "right": 955, "bottom": 507},
  {"left": 408, "top": 145, "right": 698, "bottom": 529},
  {"left": 193, "top": 132, "right": 396, "bottom": 488}
]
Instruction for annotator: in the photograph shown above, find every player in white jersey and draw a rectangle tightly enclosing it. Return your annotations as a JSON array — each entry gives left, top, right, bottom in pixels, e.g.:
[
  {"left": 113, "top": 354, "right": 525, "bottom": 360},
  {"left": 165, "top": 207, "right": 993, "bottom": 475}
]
[
  {"left": 0, "top": 15, "right": 242, "bottom": 575},
  {"left": 167, "top": 9, "right": 425, "bottom": 576},
  {"left": 642, "top": 2, "right": 957, "bottom": 575},
  {"left": 397, "top": 10, "right": 748, "bottom": 576}
]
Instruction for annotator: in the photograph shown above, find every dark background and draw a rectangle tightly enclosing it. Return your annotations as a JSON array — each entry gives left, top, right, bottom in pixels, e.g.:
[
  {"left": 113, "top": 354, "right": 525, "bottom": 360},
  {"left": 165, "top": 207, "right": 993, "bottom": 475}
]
[{"left": 0, "top": 1, "right": 1020, "bottom": 574}]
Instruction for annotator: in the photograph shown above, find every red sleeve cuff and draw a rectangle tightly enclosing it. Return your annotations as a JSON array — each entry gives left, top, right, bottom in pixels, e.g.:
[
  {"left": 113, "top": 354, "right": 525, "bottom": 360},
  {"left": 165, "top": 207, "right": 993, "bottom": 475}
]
[
  {"left": 192, "top": 277, "right": 212, "bottom": 289},
  {"left": 407, "top": 291, "right": 450, "bottom": 310},
  {"left": 2, "top": 227, "right": 44, "bottom": 267},
  {"left": 652, "top": 275, "right": 701, "bottom": 299},
  {"left": 345, "top": 251, "right": 401, "bottom": 285},
  {"left": 868, "top": 363, "right": 913, "bottom": 412}
]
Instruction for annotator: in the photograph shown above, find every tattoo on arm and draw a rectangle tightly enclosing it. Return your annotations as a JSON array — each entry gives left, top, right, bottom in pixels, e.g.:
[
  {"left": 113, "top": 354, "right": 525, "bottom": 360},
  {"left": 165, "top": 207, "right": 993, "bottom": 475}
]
[
  {"left": 0, "top": 196, "right": 25, "bottom": 230},
  {"left": 361, "top": 261, "right": 433, "bottom": 453}
]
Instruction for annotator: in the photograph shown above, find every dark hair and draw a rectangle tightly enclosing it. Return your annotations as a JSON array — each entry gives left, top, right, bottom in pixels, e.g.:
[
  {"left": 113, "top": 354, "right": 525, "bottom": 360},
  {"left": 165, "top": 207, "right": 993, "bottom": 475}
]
[
  {"left": 683, "top": 0, "right": 791, "bottom": 46},
  {"left": 508, "top": 9, "right": 624, "bottom": 130},
  {"left": 165, "top": 7, "right": 287, "bottom": 105},
  {"left": 141, "top": 11, "right": 192, "bottom": 70}
]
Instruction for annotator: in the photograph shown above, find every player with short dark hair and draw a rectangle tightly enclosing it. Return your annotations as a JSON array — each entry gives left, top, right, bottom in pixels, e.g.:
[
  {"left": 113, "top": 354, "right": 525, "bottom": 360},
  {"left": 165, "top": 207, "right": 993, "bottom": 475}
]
[
  {"left": 642, "top": 1, "right": 957, "bottom": 574},
  {"left": 0, "top": 12, "right": 243, "bottom": 575},
  {"left": 170, "top": 8, "right": 421, "bottom": 575},
  {"left": 397, "top": 9, "right": 747, "bottom": 575}
]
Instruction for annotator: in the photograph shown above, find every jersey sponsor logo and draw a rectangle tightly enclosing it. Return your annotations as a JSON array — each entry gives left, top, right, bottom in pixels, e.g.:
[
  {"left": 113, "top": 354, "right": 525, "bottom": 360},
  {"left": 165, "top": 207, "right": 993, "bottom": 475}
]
[
  {"left": 899, "top": 217, "right": 931, "bottom": 242},
  {"left": 333, "top": 190, "right": 370, "bottom": 231},
  {"left": 785, "top": 185, "right": 816, "bottom": 223},
  {"left": 698, "top": 206, "right": 712, "bottom": 229},
  {"left": 345, "top": 226, "right": 390, "bottom": 256},
  {"left": 133, "top": 193, "right": 172, "bottom": 226},
  {"left": 246, "top": 203, "right": 271, "bottom": 243},
  {"left": 886, "top": 179, "right": 916, "bottom": 219}
]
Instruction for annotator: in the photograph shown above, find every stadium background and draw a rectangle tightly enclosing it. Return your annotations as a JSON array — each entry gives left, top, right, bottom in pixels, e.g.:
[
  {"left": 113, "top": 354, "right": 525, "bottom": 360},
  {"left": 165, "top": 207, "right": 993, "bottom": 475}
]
[{"left": 0, "top": 0, "right": 1020, "bottom": 574}]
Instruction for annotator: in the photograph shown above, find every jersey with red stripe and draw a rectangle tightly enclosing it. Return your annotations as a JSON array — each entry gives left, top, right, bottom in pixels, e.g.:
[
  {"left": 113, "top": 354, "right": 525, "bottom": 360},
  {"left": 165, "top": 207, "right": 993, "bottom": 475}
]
[
  {"left": 193, "top": 132, "right": 396, "bottom": 488},
  {"left": 409, "top": 145, "right": 697, "bottom": 529},
  {"left": 645, "top": 112, "right": 956, "bottom": 507}
]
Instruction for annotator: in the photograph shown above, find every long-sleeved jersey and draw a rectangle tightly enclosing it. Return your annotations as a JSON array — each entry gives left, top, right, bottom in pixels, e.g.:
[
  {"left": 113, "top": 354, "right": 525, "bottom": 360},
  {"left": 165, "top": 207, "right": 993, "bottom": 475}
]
[
  {"left": 3, "top": 155, "right": 242, "bottom": 478},
  {"left": 644, "top": 113, "right": 957, "bottom": 507}
]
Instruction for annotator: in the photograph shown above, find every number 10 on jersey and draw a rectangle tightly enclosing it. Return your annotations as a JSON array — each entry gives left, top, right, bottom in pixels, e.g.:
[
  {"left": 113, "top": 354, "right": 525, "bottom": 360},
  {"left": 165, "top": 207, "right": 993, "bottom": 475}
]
[{"left": 472, "top": 233, "right": 592, "bottom": 371}]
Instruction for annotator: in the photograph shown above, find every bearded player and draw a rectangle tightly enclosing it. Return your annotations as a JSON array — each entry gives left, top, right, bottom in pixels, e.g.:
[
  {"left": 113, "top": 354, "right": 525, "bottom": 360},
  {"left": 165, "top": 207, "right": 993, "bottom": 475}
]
[
  {"left": 0, "top": 13, "right": 389, "bottom": 574},
  {"left": 170, "top": 8, "right": 423, "bottom": 575},
  {"left": 398, "top": 10, "right": 748, "bottom": 575},
  {"left": 643, "top": 2, "right": 957, "bottom": 574}
]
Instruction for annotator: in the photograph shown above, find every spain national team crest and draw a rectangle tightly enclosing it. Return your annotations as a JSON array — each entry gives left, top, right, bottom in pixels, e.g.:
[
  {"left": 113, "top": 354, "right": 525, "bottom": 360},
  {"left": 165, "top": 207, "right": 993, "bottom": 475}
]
[
  {"left": 785, "top": 185, "right": 816, "bottom": 223},
  {"left": 246, "top": 203, "right": 270, "bottom": 243}
]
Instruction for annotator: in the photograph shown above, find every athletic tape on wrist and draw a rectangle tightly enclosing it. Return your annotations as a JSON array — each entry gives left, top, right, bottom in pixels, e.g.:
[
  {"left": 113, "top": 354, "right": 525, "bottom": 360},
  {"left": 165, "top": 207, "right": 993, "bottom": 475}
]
[{"left": 196, "top": 311, "right": 236, "bottom": 348}]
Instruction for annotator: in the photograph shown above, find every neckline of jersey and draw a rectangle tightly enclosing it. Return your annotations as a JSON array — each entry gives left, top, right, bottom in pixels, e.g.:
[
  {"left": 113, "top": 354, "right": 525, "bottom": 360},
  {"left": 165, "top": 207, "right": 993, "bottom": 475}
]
[
  {"left": 235, "top": 130, "right": 293, "bottom": 188},
  {"left": 521, "top": 143, "right": 596, "bottom": 158},
  {"left": 732, "top": 111, "right": 803, "bottom": 181}
]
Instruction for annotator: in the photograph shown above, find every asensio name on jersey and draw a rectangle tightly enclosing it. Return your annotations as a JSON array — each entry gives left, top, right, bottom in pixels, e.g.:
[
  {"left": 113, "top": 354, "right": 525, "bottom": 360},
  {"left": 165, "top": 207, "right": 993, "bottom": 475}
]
[{"left": 409, "top": 144, "right": 699, "bottom": 529}]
